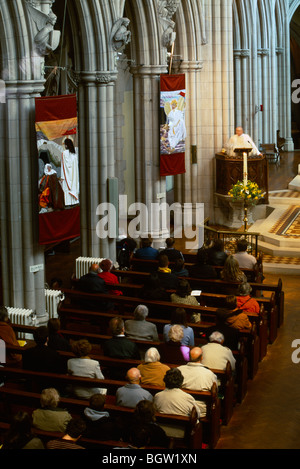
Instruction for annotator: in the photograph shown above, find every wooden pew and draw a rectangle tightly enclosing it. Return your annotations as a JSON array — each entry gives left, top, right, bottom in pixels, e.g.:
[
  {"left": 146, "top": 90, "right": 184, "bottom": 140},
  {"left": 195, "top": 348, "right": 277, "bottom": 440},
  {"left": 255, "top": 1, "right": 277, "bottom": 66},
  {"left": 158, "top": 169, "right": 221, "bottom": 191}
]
[
  {"left": 111, "top": 269, "right": 284, "bottom": 329},
  {"left": 58, "top": 288, "right": 261, "bottom": 379},
  {"left": 0, "top": 366, "right": 220, "bottom": 448},
  {"left": 129, "top": 257, "right": 262, "bottom": 283},
  {"left": 6, "top": 331, "right": 236, "bottom": 426},
  {"left": 0, "top": 390, "right": 201, "bottom": 449}
]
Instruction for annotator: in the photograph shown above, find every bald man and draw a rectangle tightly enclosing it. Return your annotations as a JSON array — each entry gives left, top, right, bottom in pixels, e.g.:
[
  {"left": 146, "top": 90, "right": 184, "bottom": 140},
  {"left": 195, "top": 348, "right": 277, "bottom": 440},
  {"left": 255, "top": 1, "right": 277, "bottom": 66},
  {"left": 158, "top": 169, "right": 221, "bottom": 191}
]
[
  {"left": 77, "top": 263, "right": 112, "bottom": 310},
  {"left": 226, "top": 126, "right": 261, "bottom": 157},
  {"left": 115, "top": 367, "right": 153, "bottom": 408},
  {"left": 177, "top": 347, "right": 218, "bottom": 417}
]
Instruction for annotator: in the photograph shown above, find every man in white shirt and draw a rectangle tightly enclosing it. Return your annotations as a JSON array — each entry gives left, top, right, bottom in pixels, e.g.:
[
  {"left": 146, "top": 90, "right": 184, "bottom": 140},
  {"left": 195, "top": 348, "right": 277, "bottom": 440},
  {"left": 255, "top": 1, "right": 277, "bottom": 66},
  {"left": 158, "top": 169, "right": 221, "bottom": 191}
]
[
  {"left": 233, "top": 239, "right": 257, "bottom": 270},
  {"left": 177, "top": 347, "right": 218, "bottom": 416},
  {"left": 226, "top": 126, "right": 261, "bottom": 157},
  {"left": 201, "top": 331, "right": 236, "bottom": 373}
]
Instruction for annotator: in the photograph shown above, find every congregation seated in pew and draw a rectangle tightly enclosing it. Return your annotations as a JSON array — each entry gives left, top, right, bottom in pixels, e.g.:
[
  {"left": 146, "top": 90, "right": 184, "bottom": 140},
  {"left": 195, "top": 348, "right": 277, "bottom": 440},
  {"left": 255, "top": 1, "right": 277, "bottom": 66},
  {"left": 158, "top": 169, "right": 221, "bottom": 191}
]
[
  {"left": 159, "top": 324, "right": 190, "bottom": 365},
  {"left": 206, "top": 239, "right": 228, "bottom": 267},
  {"left": 233, "top": 238, "right": 257, "bottom": 270},
  {"left": 137, "top": 347, "right": 170, "bottom": 388},
  {"left": 201, "top": 331, "right": 236, "bottom": 373},
  {"left": 170, "top": 279, "right": 200, "bottom": 307},
  {"left": 67, "top": 339, "right": 106, "bottom": 399},
  {"left": 124, "top": 304, "right": 159, "bottom": 342},
  {"left": 159, "top": 237, "right": 185, "bottom": 262},
  {"left": 124, "top": 400, "right": 169, "bottom": 448},
  {"left": 236, "top": 282, "right": 260, "bottom": 316},
  {"left": 156, "top": 254, "right": 180, "bottom": 289},
  {"left": 98, "top": 258, "right": 123, "bottom": 296},
  {"left": 171, "top": 258, "right": 190, "bottom": 277},
  {"left": 115, "top": 367, "right": 153, "bottom": 408},
  {"left": 189, "top": 247, "right": 218, "bottom": 280},
  {"left": 82, "top": 393, "right": 121, "bottom": 441},
  {"left": 163, "top": 307, "right": 195, "bottom": 347},
  {"left": 139, "top": 272, "right": 171, "bottom": 302},
  {"left": 32, "top": 387, "right": 72, "bottom": 433},
  {"left": 177, "top": 347, "right": 218, "bottom": 417},
  {"left": 1, "top": 411, "right": 45, "bottom": 450},
  {"left": 0, "top": 306, "right": 22, "bottom": 367},
  {"left": 220, "top": 255, "right": 247, "bottom": 291}
]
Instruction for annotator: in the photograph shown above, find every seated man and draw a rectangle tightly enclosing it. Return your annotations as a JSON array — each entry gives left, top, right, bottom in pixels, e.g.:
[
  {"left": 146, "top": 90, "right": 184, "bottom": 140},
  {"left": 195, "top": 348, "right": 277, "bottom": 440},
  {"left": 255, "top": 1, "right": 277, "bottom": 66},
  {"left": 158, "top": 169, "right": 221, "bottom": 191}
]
[
  {"left": 201, "top": 331, "right": 236, "bottom": 372},
  {"left": 82, "top": 393, "right": 121, "bottom": 440},
  {"left": 77, "top": 263, "right": 112, "bottom": 310},
  {"left": 233, "top": 239, "right": 257, "bottom": 270},
  {"left": 153, "top": 368, "right": 200, "bottom": 418},
  {"left": 156, "top": 254, "right": 179, "bottom": 289},
  {"left": 160, "top": 237, "right": 184, "bottom": 262},
  {"left": 116, "top": 368, "right": 153, "bottom": 408},
  {"left": 125, "top": 305, "right": 159, "bottom": 341},
  {"left": 103, "top": 317, "right": 140, "bottom": 362},
  {"left": 177, "top": 347, "right": 218, "bottom": 416},
  {"left": 134, "top": 236, "right": 159, "bottom": 260}
]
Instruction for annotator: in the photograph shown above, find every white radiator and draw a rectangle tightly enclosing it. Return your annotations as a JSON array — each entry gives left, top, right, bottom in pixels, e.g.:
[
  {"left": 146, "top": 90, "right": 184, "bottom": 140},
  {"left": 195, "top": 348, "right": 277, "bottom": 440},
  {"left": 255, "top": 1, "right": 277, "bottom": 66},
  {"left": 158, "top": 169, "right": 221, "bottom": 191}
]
[
  {"left": 75, "top": 257, "right": 104, "bottom": 278},
  {"left": 6, "top": 307, "right": 37, "bottom": 339},
  {"left": 45, "top": 289, "right": 65, "bottom": 319}
]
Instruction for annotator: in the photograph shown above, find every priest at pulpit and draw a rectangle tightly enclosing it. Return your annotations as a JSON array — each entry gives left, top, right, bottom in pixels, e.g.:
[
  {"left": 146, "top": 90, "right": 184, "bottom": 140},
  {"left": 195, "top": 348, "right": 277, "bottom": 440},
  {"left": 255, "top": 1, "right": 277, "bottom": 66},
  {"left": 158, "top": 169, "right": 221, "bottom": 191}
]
[{"left": 226, "top": 126, "right": 262, "bottom": 157}]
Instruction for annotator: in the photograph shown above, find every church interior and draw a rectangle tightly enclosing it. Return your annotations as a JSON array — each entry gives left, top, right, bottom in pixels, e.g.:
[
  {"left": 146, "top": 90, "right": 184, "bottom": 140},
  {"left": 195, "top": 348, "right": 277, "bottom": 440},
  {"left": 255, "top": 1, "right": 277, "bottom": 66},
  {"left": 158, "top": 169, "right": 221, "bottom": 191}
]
[{"left": 0, "top": 0, "right": 300, "bottom": 451}]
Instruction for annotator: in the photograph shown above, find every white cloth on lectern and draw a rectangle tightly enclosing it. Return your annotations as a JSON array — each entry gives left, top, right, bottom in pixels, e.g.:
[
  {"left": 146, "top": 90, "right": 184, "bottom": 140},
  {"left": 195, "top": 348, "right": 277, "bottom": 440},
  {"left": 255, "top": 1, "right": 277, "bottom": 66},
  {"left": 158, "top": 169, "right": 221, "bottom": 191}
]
[
  {"left": 226, "top": 133, "right": 260, "bottom": 157},
  {"left": 61, "top": 149, "right": 79, "bottom": 206}
]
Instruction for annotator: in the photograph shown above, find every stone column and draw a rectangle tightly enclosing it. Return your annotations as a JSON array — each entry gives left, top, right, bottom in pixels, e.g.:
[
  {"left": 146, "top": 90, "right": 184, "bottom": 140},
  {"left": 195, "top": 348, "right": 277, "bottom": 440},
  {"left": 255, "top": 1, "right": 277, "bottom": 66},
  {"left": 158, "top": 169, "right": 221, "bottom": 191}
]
[
  {"left": 130, "top": 64, "right": 170, "bottom": 244},
  {"left": 77, "top": 71, "right": 118, "bottom": 261},
  {"left": 0, "top": 80, "right": 47, "bottom": 320}
]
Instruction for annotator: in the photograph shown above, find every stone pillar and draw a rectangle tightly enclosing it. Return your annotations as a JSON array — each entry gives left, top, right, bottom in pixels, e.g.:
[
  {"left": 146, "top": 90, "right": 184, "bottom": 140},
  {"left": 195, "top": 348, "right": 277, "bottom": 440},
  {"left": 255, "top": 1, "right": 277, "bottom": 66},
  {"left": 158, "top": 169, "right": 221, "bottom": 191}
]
[
  {"left": 0, "top": 80, "right": 47, "bottom": 320},
  {"left": 77, "top": 71, "right": 118, "bottom": 261},
  {"left": 130, "top": 64, "right": 170, "bottom": 244}
]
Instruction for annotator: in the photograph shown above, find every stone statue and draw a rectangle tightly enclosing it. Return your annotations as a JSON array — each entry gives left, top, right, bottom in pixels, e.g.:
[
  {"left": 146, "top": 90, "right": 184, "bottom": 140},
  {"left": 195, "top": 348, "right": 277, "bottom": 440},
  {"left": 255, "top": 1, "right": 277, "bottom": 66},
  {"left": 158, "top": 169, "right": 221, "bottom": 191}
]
[
  {"left": 26, "top": 0, "right": 61, "bottom": 56},
  {"left": 111, "top": 18, "right": 131, "bottom": 52}
]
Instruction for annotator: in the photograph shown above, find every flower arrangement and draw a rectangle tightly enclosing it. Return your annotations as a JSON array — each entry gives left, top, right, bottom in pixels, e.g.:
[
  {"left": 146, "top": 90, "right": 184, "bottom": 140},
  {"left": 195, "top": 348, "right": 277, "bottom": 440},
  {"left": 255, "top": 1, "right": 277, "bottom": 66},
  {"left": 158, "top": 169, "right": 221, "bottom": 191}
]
[{"left": 228, "top": 180, "right": 263, "bottom": 204}]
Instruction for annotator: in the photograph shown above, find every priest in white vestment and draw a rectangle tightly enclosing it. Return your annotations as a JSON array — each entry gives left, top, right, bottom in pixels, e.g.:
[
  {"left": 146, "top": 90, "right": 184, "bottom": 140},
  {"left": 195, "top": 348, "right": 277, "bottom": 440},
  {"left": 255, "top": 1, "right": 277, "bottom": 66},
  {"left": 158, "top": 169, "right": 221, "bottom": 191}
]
[{"left": 226, "top": 126, "right": 261, "bottom": 157}]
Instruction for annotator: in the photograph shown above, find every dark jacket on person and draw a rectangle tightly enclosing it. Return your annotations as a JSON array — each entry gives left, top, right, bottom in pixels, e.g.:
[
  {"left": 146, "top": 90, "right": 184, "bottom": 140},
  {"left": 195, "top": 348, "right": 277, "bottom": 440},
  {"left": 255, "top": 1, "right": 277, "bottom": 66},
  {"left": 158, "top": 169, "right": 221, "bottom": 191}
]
[
  {"left": 22, "top": 344, "right": 67, "bottom": 374},
  {"left": 77, "top": 272, "right": 113, "bottom": 310}
]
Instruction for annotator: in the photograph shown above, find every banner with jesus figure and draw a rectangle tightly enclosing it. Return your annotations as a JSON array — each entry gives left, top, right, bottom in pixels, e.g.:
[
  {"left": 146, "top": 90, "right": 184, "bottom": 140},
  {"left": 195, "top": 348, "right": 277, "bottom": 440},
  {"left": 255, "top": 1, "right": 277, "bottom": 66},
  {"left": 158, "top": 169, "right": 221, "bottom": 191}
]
[
  {"left": 35, "top": 93, "right": 80, "bottom": 245},
  {"left": 160, "top": 74, "right": 186, "bottom": 176}
]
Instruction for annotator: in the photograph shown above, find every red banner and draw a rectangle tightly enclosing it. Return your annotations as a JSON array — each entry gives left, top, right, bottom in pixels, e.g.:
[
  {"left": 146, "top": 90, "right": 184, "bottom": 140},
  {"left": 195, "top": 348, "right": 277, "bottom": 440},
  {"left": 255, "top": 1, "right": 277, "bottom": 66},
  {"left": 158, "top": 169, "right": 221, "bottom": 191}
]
[
  {"left": 160, "top": 74, "right": 186, "bottom": 176},
  {"left": 35, "top": 94, "right": 80, "bottom": 245}
]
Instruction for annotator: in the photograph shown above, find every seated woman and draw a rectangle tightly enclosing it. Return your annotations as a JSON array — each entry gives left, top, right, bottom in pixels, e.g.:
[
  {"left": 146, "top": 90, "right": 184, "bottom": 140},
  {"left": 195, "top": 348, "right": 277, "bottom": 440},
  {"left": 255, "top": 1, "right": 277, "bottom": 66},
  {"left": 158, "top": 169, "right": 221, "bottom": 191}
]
[
  {"left": 222, "top": 295, "right": 252, "bottom": 331},
  {"left": 163, "top": 307, "right": 195, "bottom": 346},
  {"left": 67, "top": 339, "right": 106, "bottom": 399},
  {"left": 236, "top": 282, "right": 260, "bottom": 316},
  {"left": 159, "top": 324, "right": 190, "bottom": 364},
  {"left": 170, "top": 279, "right": 200, "bottom": 307},
  {"left": 32, "top": 387, "right": 72, "bottom": 432},
  {"left": 82, "top": 393, "right": 121, "bottom": 441},
  {"left": 137, "top": 347, "right": 170, "bottom": 387},
  {"left": 125, "top": 305, "right": 159, "bottom": 341},
  {"left": 220, "top": 255, "right": 247, "bottom": 294},
  {"left": 98, "top": 258, "right": 123, "bottom": 295}
]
